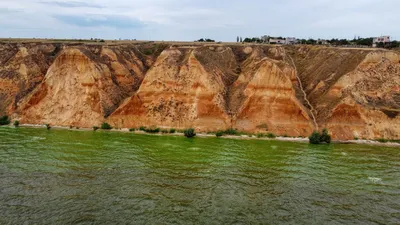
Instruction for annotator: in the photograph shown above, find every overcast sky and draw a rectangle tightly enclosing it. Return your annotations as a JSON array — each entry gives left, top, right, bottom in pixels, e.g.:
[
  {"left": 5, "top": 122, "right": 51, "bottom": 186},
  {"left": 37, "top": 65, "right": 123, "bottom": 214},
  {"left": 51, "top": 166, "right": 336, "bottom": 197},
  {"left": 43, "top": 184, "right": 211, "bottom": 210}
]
[{"left": 0, "top": 0, "right": 399, "bottom": 41}]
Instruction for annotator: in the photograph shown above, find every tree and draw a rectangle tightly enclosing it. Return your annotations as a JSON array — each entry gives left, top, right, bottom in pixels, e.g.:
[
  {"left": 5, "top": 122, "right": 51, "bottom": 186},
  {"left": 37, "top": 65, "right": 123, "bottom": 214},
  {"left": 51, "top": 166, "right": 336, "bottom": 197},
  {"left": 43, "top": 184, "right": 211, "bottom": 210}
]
[
  {"left": 237, "top": 36, "right": 239, "bottom": 42},
  {"left": 299, "top": 39, "right": 307, "bottom": 44},
  {"left": 390, "top": 41, "right": 400, "bottom": 48},
  {"left": 240, "top": 37, "right": 243, "bottom": 42},
  {"left": 377, "top": 42, "right": 385, "bottom": 48},
  {"left": 306, "top": 39, "right": 317, "bottom": 45},
  {"left": 355, "top": 37, "right": 373, "bottom": 46}
]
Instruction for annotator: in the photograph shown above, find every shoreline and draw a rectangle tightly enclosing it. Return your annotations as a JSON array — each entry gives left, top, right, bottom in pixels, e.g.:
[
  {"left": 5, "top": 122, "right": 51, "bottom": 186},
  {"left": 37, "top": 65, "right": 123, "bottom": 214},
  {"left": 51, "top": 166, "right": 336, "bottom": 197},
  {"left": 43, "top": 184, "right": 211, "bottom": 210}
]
[{"left": 3, "top": 124, "right": 400, "bottom": 148}]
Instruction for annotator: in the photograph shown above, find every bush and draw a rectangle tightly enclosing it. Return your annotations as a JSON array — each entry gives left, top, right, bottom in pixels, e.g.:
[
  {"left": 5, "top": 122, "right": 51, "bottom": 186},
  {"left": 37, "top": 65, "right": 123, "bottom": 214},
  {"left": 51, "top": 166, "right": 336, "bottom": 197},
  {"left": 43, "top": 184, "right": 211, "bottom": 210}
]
[
  {"left": 0, "top": 116, "right": 10, "bottom": 125},
  {"left": 101, "top": 123, "right": 112, "bottom": 130},
  {"left": 13, "top": 120, "right": 19, "bottom": 127},
  {"left": 45, "top": 124, "right": 51, "bottom": 130},
  {"left": 309, "top": 131, "right": 321, "bottom": 144},
  {"left": 216, "top": 131, "right": 223, "bottom": 137},
  {"left": 129, "top": 128, "right": 136, "bottom": 132},
  {"left": 224, "top": 128, "right": 238, "bottom": 136},
  {"left": 184, "top": 128, "right": 196, "bottom": 138},
  {"left": 267, "top": 133, "right": 276, "bottom": 138},
  {"left": 257, "top": 133, "right": 266, "bottom": 138},
  {"left": 139, "top": 126, "right": 146, "bottom": 131},
  {"left": 145, "top": 128, "right": 160, "bottom": 133},
  {"left": 320, "top": 129, "right": 331, "bottom": 144},
  {"left": 69, "top": 125, "right": 73, "bottom": 129},
  {"left": 93, "top": 126, "right": 99, "bottom": 131},
  {"left": 161, "top": 129, "right": 169, "bottom": 134},
  {"left": 376, "top": 138, "right": 388, "bottom": 143},
  {"left": 169, "top": 128, "right": 176, "bottom": 134},
  {"left": 309, "top": 129, "right": 332, "bottom": 144}
]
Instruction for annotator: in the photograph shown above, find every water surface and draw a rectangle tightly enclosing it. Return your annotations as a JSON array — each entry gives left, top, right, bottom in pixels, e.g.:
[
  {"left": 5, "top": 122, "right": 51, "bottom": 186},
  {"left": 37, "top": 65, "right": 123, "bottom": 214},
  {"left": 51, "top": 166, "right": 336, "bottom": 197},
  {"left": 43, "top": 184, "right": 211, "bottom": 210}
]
[{"left": 0, "top": 127, "right": 399, "bottom": 224}]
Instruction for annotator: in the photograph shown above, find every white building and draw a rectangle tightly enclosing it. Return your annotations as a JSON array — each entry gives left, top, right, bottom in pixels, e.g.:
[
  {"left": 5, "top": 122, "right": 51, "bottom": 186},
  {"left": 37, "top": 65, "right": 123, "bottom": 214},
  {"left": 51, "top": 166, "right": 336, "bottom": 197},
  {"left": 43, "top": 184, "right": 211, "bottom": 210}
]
[
  {"left": 373, "top": 36, "right": 391, "bottom": 47},
  {"left": 269, "top": 38, "right": 286, "bottom": 44},
  {"left": 285, "top": 37, "right": 297, "bottom": 45}
]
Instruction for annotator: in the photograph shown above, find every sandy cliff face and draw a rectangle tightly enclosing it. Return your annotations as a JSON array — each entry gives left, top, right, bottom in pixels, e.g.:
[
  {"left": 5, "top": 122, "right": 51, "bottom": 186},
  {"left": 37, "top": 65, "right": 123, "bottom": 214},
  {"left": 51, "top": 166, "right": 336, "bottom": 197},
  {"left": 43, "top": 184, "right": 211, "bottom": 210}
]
[
  {"left": 325, "top": 52, "right": 400, "bottom": 140},
  {"left": 0, "top": 43, "right": 55, "bottom": 114},
  {"left": 8, "top": 44, "right": 158, "bottom": 127},
  {"left": 109, "top": 47, "right": 234, "bottom": 131},
  {"left": 230, "top": 47, "right": 314, "bottom": 136},
  {"left": 0, "top": 42, "right": 398, "bottom": 140},
  {"left": 287, "top": 46, "right": 399, "bottom": 140}
]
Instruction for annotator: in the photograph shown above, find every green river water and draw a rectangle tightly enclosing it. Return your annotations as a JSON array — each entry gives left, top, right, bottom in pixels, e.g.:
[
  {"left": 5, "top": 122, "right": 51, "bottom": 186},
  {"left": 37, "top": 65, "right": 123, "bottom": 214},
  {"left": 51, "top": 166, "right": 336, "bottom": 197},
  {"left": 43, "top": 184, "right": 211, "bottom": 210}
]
[{"left": 0, "top": 127, "right": 399, "bottom": 224}]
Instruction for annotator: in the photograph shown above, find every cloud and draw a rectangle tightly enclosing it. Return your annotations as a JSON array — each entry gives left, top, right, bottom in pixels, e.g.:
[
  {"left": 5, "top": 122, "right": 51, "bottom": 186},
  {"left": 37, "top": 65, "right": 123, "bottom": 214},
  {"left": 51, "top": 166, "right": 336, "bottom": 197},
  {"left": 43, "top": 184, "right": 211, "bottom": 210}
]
[
  {"left": 40, "top": 1, "right": 103, "bottom": 8},
  {"left": 53, "top": 15, "right": 145, "bottom": 28},
  {"left": 0, "top": 0, "right": 399, "bottom": 41}
]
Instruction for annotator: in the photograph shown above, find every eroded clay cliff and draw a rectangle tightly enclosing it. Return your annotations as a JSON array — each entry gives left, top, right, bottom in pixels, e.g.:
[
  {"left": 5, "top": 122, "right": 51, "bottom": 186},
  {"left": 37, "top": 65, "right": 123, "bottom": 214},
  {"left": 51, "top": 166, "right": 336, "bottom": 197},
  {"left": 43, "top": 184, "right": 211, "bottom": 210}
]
[{"left": 0, "top": 41, "right": 398, "bottom": 140}]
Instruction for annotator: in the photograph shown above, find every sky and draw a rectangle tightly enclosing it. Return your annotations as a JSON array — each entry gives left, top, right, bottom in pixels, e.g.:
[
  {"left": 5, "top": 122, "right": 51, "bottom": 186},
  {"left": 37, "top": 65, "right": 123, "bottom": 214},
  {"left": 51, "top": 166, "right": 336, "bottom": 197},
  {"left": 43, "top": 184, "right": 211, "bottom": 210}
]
[{"left": 0, "top": 0, "right": 399, "bottom": 41}]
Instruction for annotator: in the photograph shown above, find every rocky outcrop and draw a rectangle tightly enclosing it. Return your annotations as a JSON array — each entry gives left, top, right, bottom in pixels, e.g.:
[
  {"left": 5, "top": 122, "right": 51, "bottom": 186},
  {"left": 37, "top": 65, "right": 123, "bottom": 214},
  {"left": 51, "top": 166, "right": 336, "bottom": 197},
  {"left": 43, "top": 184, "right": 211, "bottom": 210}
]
[{"left": 0, "top": 42, "right": 398, "bottom": 140}]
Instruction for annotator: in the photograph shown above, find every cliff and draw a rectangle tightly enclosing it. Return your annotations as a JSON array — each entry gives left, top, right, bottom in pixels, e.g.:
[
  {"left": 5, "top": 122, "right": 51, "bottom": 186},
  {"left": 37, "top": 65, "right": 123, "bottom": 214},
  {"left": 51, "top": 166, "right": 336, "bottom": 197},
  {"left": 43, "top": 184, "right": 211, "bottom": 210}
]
[{"left": 0, "top": 41, "right": 398, "bottom": 140}]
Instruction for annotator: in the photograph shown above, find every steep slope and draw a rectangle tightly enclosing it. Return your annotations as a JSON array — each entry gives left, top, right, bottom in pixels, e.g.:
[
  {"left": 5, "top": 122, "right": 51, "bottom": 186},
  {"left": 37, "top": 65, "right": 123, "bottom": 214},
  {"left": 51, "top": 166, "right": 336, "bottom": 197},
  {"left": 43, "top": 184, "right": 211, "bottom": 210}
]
[
  {"left": 288, "top": 46, "right": 400, "bottom": 140},
  {"left": 0, "top": 43, "right": 57, "bottom": 114},
  {"left": 325, "top": 52, "right": 400, "bottom": 140},
  {"left": 0, "top": 42, "right": 398, "bottom": 140},
  {"left": 230, "top": 47, "right": 314, "bottom": 136},
  {"left": 109, "top": 46, "right": 236, "bottom": 131},
  {"left": 13, "top": 45, "right": 158, "bottom": 127}
]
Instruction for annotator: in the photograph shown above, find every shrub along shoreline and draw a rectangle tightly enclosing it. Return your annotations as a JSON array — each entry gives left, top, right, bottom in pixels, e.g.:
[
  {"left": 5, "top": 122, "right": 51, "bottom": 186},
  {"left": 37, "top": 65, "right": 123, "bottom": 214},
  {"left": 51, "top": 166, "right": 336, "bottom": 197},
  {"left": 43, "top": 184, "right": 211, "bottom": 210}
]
[{"left": 1, "top": 123, "right": 399, "bottom": 147}]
